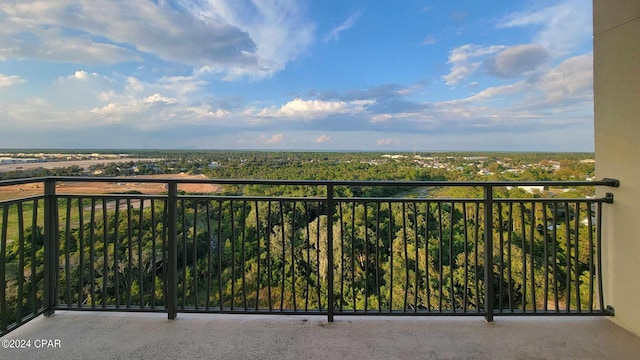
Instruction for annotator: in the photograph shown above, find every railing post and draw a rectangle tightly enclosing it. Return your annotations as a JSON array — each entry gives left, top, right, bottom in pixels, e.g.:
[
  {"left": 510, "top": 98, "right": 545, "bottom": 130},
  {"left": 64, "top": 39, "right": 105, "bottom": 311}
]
[
  {"left": 326, "top": 184, "right": 335, "bottom": 322},
  {"left": 43, "top": 179, "right": 57, "bottom": 316},
  {"left": 483, "top": 185, "right": 494, "bottom": 322},
  {"left": 166, "top": 182, "right": 178, "bottom": 320}
]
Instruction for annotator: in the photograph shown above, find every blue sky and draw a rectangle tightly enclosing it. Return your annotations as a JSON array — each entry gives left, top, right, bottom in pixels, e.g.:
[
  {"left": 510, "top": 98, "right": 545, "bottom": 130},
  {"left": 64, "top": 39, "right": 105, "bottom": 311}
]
[{"left": 0, "top": 0, "right": 594, "bottom": 151}]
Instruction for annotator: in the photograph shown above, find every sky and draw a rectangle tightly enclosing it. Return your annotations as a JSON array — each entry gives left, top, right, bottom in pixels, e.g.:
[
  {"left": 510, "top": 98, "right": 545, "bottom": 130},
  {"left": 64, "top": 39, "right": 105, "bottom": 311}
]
[{"left": 0, "top": 0, "right": 595, "bottom": 151}]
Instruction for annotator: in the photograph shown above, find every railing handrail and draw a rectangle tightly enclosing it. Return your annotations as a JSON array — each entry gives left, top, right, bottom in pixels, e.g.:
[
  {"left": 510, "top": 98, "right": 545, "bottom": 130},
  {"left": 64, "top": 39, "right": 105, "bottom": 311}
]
[{"left": 0, "top": 176, "right": 622, "bottom": 188}]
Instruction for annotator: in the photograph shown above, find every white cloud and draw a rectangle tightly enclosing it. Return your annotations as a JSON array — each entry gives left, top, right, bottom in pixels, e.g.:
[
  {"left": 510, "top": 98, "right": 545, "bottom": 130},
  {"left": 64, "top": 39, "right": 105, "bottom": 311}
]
[
  {"left": 260, "top": 133, "right": 284, "bottom": 144},
  {"left": 455, "top": 81, "right": 528, "bottom": 103},
  {"left": 0, "top": 0, "right": 312, "bottom": 79},
  {"left": 257, "top": 98, "right": 371, "bottom": 119},
  {"left": 371, "top": 114, "right": 394, "bottom": 123},
  {"left": 73, "top": 71, "right": 88, "bottom": 80},
  {"left": 90, "top": 103, "right": 122, "bottom": 116},
  {"left": 126, "top": 77, "right": 145, "bottom": 93},
  {"left": 61, "top": 70, "right": 101, "bottom": 82},
  {"left": 483, "top": 45, "right": 549, "bottom": 78},
  {"left": 158, "top": 75, "right": 207, "bottom": 96},
  {"left": 443, "top": 44, "right": 506, "bottom": 85},
  {"left": 187, "top": 104, "right": 229, "bottom": 119},
  {"left": 0, "top": 16, "right": 140, "bottom": 64},
  {"left": 315, "top": 134, "right": 331, "bottom": 143},
  {"left": 422, "top": 36, "right": 436, "bottom": 45},
  {"left": 0, "top": 73, "right": 25, "bottom": 87},
  {"left": 185, "top": 0, "right": 315, "bottom": 79},
  {"left": 144, "top": 93, "right": 177, "bottom": 104},
  {"left": 376, "top": 138, "right": 399, "bottom": 146},
  {"left": 498, "top": 0, "right": 592, "bottom": 52},
  {"left": 323, "top": 11, "right": 362, "bottom": 42},
  {"left": 280, "top": 98, "right": 345, "bottom": 115},
  {"left": 536, "top": 54, "right": 593, "bottom": 103}
]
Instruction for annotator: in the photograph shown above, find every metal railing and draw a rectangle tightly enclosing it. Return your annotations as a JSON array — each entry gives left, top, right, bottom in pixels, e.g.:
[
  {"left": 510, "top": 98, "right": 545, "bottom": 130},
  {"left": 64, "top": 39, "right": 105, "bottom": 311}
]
[{"left": 0, "top": 177, "right": 619, "bottom": 335}]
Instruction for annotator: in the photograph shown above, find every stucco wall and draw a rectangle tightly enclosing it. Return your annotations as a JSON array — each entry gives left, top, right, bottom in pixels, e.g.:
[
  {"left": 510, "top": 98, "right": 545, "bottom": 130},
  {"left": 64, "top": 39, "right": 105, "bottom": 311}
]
[{"left": 594, "top": 0, "right": 640, "bottom": 337}]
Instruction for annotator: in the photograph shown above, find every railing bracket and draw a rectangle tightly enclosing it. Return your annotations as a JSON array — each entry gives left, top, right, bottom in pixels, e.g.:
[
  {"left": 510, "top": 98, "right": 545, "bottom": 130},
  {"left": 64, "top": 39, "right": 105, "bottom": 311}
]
[
  {"left": 604, "top": 193, "right": 614, "bottom": 204},
  {"left": 606, "top": 305, "right": 615, "bottom": 316}
]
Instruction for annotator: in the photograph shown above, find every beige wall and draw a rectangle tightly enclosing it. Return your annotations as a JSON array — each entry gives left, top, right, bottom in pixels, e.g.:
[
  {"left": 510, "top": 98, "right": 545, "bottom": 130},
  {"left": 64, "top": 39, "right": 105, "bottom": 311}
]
[{"left": 594, "top": 0, "right": 640, "bottom": 337}]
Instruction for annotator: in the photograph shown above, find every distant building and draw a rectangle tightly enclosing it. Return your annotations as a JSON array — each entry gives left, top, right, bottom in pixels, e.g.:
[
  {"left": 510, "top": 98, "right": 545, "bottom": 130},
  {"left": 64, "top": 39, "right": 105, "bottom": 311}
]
[
  {"left": 518, "top": 186, "right": 544, "bottom": 194},
  {"left": 0, "top": 157, "right": 43, "bottom": 164}
]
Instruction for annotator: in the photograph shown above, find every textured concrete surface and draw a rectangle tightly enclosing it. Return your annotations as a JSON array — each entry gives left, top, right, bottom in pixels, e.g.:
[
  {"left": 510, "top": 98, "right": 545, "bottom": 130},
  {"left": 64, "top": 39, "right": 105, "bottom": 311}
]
[{"left": 2, "top": 312, "right": 640, "bottom": 360}]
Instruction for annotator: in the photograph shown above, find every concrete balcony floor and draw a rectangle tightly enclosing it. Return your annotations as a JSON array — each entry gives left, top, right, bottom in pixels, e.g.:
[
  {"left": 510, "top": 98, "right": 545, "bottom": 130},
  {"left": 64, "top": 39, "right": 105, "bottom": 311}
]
[{"left": 2, "top": 311, "right": 640, "bottom": 360}]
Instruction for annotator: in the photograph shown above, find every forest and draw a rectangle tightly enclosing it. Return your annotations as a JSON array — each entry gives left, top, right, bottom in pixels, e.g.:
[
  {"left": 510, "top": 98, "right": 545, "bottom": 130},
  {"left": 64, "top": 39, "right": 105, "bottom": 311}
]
[{"left": 0, "top": 151, "right": 604, "bottom": 333}]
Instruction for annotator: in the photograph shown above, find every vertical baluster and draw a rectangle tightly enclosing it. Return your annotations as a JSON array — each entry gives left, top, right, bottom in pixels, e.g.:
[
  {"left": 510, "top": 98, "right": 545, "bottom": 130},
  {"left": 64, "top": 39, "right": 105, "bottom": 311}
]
[
  {"left": 565, "top": 201, "right": 571, "bottom": 313},
  {"left": 351, "top": 201, "right": 356, "bottom": 311},
  {"left": 449, "top": 202, "right": 455, "bottom": 313},
  {"left": 327, "top": 184, "right": 335, "bottom": 322},
  {"left": 388, "top": 201, "right": 393, "bottom": 312},
  {"left": 314, "top": 200, "right": 321, "bottom": 311},
  {"left": 181, "top": 199, "right": 187, "bottom": 310},
  {"left": 242, "top": 201, "right": 248, "bottom": 311},
  {"left": 483, "top": 186, "right": 494, "bottom": 322},
  {"left": 290, "top": 201, "right": 296, "bottom": 311},
  {"left": 574, "top": 202, "right": 581, "bottom": 312},
  {"left": 437, "top": 202, "right": 443, "bottom": 312},
  {"left": 520, "top": 202, "right": 526, "bottom": 311},
  {"left": 402, "top": 202, "right": 408, "bottom": 312},
  {"left": 230, "top": 200, "right": 236, "bottom": 310},
  {"left": 0, "top": 204, "right": 8, "bottom": 330},
  {"left": 305, "top": 202, "right": 312, "bottom": 312},
  {"left": 192, "top": 200, "right": 199, "bottom": 310},
  {"left": 338, "top": 202, "right": 344, "bottom": 312},
  {"left": 413, "top": 202, "right": 419, "bottom": 312},
  {"left": 402, "top": 201, "right": 409, "bottom": 312},
  {"left": 530, "top": 202, "right": 536, "bottom": 313},
  {"left": 266, "top": 201, "right": 272, "bottom": 311},
  {"left": 102, "top": 199, "right": 108, "bottom": 309},
  {"left": 587, "top": 201, "right": 594, "bottom": 312},
  {"left": 507, "top": 203, "right": 514, "bottom": 312},
  {"left": 114, "top": 199, "right": 120, "bottom": 309},
  {"left": 376, "top": 202, "right": 382, "bottom": 312},
  {"left": 463, "top": 202, "right": 469, "bottom": 313},
  {"left": 126, "top": 198, "right": 132, "bottom": 309},
  {"left": 552, "top": 203, "right": 559, "bottom": 312},
  {"left": 364, "top": 203, "right": 370, "bottom": 312},
  {"left": 254, "top": 200, "right": 260, "bottom": 311},
  {"left": 279, "top": 200, "right": 285, "bottom": 311},
  {"left": 151, "top": 199, "right": 157, "bottom": 309},
  {"left": 543, "top": 203, "right": 549, "bottom": 312},
  {"left": 474, "top": 202, "right": 480, "bottom": 312},
  {"left": 89, "top": 198, "right": 96, "bottom": 308},
  {"left": 31, "top": 199, "right": 39, "bottom": 313},
  {"left": 498, "top": 202, "right": 504, "bottom": 311},
  {"left": 17, "top": 203, "right": 25, "bottom": 322},
  {"left": 138, "top": 199, "right": 145, "bottom": 307},
  {"left": 166, "top": 182, "right": 178, "bottom": 319},
  {"left": 205, "top": 200, "right": 211, "bottom": 310},
  {"left": 597, "top": 201, "right": 605, "bottom": 311},
  {"left": 64, "top": 198, "right": 72, "bottom": 308},
  {"left": 425, "top": 202, "right": 432, "bottom": 311}
]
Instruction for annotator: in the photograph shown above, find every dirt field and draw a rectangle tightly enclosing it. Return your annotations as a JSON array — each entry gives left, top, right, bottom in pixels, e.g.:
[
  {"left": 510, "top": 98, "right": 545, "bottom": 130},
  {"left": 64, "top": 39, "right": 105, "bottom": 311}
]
[{"left": 0, "top": 173, "right": 222, "bottom": 201}]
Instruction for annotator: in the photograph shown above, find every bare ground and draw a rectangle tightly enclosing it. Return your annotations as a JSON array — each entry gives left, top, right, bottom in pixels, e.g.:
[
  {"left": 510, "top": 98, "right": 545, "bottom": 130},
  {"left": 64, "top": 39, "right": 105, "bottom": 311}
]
[{"left": 0, "top": 173, "right": 222, "bottom": 201}]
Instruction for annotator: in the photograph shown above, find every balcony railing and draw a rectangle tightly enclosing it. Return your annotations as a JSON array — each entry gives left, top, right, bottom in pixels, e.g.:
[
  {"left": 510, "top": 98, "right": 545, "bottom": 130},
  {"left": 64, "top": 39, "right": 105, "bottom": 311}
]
[{"left": 0, "top": 177, "right": 619, "bottom": 336}]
